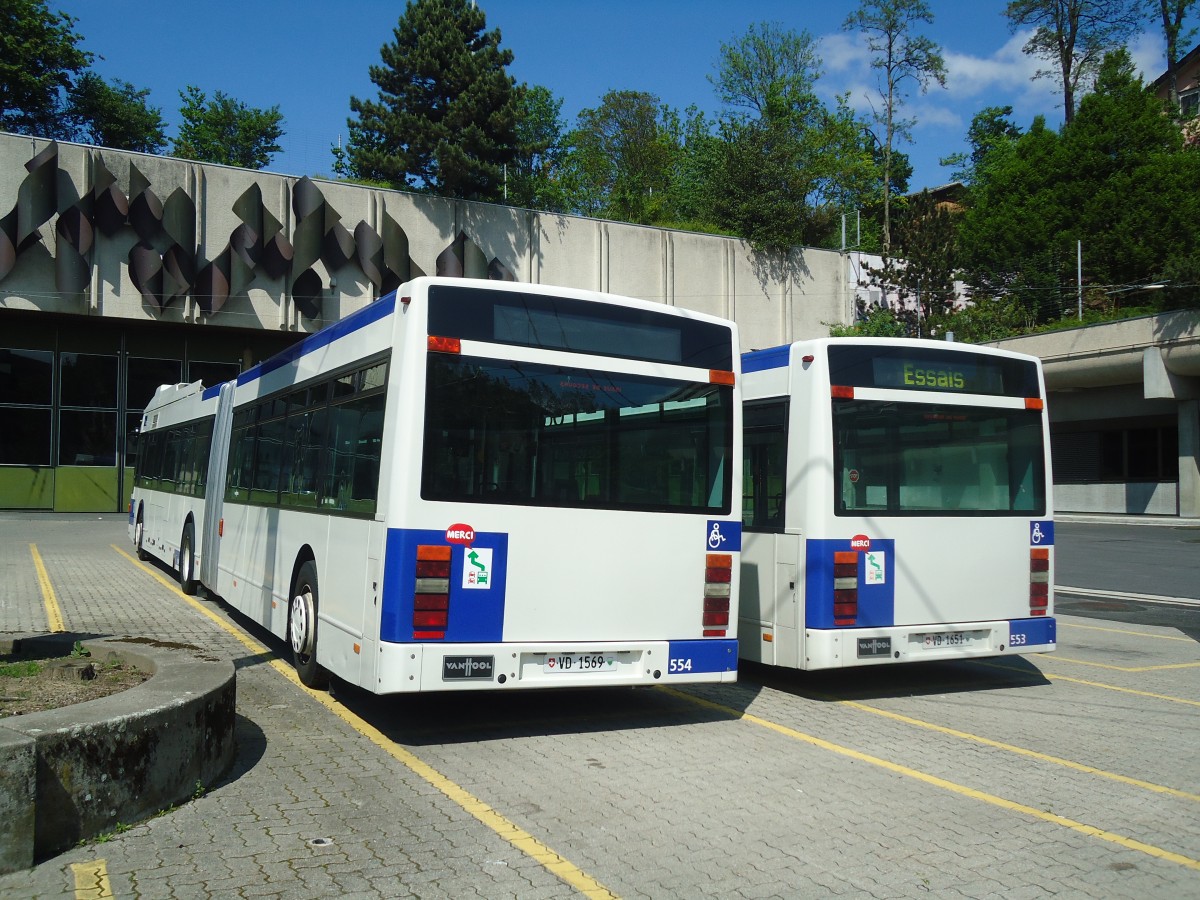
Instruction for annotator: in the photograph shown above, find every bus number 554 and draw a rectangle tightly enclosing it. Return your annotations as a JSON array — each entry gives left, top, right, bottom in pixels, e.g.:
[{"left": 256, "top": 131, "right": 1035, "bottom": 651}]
[{"left": 669, "top": 657, "right": 693, "bottom": 673}]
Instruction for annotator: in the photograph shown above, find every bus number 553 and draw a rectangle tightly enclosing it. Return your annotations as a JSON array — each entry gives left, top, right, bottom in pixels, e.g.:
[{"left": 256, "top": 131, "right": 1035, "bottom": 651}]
[{"left": 669, "top": 657, "right": 693, "bottom": 673}]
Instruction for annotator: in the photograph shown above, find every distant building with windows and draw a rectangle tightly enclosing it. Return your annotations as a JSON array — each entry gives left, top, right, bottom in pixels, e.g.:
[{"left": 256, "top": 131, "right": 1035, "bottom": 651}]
[{"left": 1152, "top": 43, "right": 1200, "bottom": 122}]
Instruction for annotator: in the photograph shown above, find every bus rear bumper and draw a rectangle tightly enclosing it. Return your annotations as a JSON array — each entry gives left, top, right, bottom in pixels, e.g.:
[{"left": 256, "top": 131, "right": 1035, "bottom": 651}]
[
  {"left": 375, "top": 639, "right": 738, "bottom": 693},
  {"left": 803, "top": 618, "right": 1056, "bottom": 670}
]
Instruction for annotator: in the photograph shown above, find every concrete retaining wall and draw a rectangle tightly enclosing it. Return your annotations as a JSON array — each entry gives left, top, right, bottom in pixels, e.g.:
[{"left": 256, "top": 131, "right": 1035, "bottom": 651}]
[{"left": 0, "top": 635, "right": 236, "bottom": 872}]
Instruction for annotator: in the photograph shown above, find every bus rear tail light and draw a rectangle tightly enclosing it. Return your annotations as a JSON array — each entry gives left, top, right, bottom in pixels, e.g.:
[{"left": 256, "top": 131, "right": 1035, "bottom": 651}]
[
  {"left": 1030, "top": 547, "right": 1050, "bottom": 615},
  {"left": 703, "top": 553, "right": 732, "bottom": 636},
  {"left": 414, "top": 544, "right": 451, "bottom": 638},
  {"left": 831, "top": 385, "right": 855, "bottom": 400},
  {"left": 833, "top": 550, "right": 858, "bottom": 625},
  {"left": 427, "top": 335, "right": 461, "bottom": 354}
]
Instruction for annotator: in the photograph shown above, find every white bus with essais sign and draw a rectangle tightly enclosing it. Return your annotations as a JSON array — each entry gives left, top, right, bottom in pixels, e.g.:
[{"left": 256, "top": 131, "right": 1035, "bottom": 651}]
[
  {"left": 130, "top": 277, "right": 742, "bottom": 692},
  {"left": 739, "top": 338, "right": 1055, "bottom": 670}
]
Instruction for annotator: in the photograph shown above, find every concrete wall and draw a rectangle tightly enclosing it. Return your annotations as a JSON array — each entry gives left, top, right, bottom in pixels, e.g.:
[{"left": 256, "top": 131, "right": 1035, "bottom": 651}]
[{"left": 0, "top": 133, "right": 850, "bottom": 346}]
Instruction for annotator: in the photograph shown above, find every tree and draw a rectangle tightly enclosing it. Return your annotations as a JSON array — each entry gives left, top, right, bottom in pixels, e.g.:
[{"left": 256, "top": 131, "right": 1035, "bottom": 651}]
[
  {"left": 344, "top": 0, "right": 519, "bottom": 200},
  {"left": 958, "top": 50, "right": 1200, "bottom": 322},
  {"left": 940, "top": 105, "right": 1022, "bottom": 184},
  {"left": 705, "top": 22, "right": 880, "bottom": 251},
  {"left": 856, "top": 190, "right": 960, "bottom": 337},
  {"left": 506, "top": 85, "right": 569, "bottom": 212},
  {"left": 562, "top": 90, "right": 681, "bottom": 224},
  {"left": 1004, "top": 0, "right": 1139, "bottom": 124},
  {"left": 709, "top": 21, "right": 823, "bottom": 120},
  {"left": 1148, "top": 0, "right": 1198, "bottom": 113},
  {"left": 0, "top": 0, "right": 90, "bottom": 138},
  {"left": 172, "top": 86, "right": 284, "bottom": 170},
  {"left": 67, "top": 73, "right": 166, "bottom": 153},
  {"left": 843, "top": 0, "right": 946, "bottom": 255}
]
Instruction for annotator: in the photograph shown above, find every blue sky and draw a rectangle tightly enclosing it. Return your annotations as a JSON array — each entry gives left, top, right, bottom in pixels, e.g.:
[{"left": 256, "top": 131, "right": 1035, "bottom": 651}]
[{"left": 55, "top": 0, "right": 1195, "bottom": 193}]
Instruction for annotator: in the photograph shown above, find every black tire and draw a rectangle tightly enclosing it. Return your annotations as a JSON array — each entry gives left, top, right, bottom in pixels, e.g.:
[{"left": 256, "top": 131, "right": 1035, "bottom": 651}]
[
  {"left": 289, "top": 560, "right": 329, "bottom": 689},
  {"left": 135, "top": 510, "right": 149, "bottom": 560},
  {"left": 179, "top": 522, "right": 197, "bottom": 595}
]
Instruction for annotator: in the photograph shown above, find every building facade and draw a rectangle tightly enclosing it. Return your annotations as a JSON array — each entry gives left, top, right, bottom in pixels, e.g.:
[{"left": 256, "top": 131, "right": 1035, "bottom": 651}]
[
  {"left": 3, "top": 133, "right": 1199, "bottom": 518},
  {"left": 1, "top": 133, "right": 848, "bottom": 511}
]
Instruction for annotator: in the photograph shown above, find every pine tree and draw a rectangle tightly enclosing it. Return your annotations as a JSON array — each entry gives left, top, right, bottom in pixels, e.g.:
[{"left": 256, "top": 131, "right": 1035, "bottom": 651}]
[{"left": 345, "top": 0, "right": 519, "bottom": 201}]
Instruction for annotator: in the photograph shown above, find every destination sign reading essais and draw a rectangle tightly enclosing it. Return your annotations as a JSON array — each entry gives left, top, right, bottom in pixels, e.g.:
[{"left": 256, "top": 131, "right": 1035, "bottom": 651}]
[
  {"left": 873, "top": 358, "right": 1001, "bottom": 394},
  {"left": 827, "top": 345, "right": 1040, "bottom": 398}
]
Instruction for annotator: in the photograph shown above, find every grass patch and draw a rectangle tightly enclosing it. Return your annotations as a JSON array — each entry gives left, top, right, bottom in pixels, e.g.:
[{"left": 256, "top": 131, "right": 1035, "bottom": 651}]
[{"left": 0, "top": 660, "right": 43, "bottom": 678}]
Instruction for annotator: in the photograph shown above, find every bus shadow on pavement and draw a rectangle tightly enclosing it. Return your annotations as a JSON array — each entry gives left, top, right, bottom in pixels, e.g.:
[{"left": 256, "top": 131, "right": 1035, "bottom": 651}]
[
  {"left": 734, "top": 656, "right": 1052, "bottom": 705},
  {"left": 332, "top": 679, "right": 737, "bottom": 747}
]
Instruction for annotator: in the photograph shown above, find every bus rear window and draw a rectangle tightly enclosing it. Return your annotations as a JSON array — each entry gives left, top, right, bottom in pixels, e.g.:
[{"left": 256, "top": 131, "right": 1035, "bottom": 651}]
[
  {"left": 427, "top": 284, "right": 733, "bottom": 369},
  {"left": 833, "top": 400, "right": 1046, "bottom": 516},
  {"left": 422, "top": 355, "right": 733, "bottom": 514}
]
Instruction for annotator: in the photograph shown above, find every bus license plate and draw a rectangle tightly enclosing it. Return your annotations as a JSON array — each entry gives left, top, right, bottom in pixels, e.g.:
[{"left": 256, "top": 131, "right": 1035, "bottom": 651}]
[
  {"left": 543, "top": 653, "right": 611, "bottom": 673},
  {"left": 918, "top": 631, "right": 967, "bottom": 649}
]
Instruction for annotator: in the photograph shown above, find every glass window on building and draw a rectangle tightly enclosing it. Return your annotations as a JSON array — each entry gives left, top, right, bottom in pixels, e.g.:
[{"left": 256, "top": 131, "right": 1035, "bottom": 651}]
[
  {"left": 127, "top": 357, "right": 182, "bottom": 415},
  {"left": 59, "top": 353, "right": 118, "bottom": 466},
  {"left": 0, "top": 348, "right": 54, "bottom": 465},
  {"left": 189, "top": 360, "right": 240, "bottom": 389}
]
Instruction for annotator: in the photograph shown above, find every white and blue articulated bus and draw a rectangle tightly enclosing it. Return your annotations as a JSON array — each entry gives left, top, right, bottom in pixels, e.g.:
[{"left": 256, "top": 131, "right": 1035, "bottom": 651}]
[
  {"left": 739, "top": 337, "right": 1055, "bottom": 670},
  {"left": 130, "top": 277, "right": 742, "bottom": 692}
]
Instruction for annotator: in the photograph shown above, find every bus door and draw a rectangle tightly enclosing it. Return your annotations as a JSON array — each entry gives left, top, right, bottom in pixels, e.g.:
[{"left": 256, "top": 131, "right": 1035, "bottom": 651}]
[{"left": 739, "top": 533, "right": 801, "bottom": 666}]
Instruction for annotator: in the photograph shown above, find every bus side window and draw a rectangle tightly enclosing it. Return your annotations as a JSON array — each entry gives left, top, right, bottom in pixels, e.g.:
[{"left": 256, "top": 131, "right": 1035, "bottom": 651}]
[{"left": 743, "top": 399, "right": 788, "bottom": 532}]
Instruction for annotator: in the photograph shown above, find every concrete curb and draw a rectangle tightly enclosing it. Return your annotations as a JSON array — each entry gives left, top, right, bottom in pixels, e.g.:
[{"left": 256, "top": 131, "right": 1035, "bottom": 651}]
[{"left": 0, "top": 635, "right": 236, "bottom": 873}]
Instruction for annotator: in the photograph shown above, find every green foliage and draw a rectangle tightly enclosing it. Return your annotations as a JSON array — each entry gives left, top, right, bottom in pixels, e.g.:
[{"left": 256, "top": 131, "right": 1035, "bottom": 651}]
[
  {"left": 959, "top": 50, "right": 1200, "bottom": 326},
  {"left": 0, "top": 0, "right": 90, "bottom": 137},
  {"left": 938, "top": 297, "right": 1030, "bottom": 342},
  {"left": 172, "top": 86, "right": 283, "bottom": 169},
  {"left": 506, "top": 84, "right": 570, "bottom": 212},
  {"left": 703, "top": 22, "right": 882, "bottom": 251},
  {"left": 70, "top": 640, "right": 90, "bottom": 658},
  {"left": 67, "top": 73, "right": 166, "bottom": 153},
  {"left": 563, "top": 90, "right": 680, "bottom": 224},
  {"left": 345, "top": 0, "right": 519, "bottom": 200},
  {"left": 829, "top": 303, "right": 906, "bottom": 337},
  {"left": 939, "top": 105, "right": 1021, "bottom": 183}
]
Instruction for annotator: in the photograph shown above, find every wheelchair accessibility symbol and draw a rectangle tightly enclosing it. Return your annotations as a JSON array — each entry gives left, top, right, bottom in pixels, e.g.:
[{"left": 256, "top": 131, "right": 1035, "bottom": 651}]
[
  {"left": 708, "top": 523, "right": 727, "bottom": 549},
  {"left": 1029, "top": 520, "right": 1054, "bottom": 546},
  {"left": 705, "top": 520, "right": 742, "bottom": 552}
]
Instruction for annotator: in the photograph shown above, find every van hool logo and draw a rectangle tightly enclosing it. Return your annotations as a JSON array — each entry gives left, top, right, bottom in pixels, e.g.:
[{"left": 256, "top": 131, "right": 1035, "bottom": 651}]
[{"left": 442, "top": 655, "right": 494, "bottom": 680}]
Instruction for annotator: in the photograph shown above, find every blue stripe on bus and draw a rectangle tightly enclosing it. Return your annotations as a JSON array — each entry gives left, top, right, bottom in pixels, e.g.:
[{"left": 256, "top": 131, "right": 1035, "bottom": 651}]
[
  {"left": 742, "top": 345, "right": 790, "bottom": 373},
  {"left": 1009, "top": 617, "right": 1056, "bottom": 646},
  {"left": 380, "top": 527, "right": 509, "bottom": 644},
  {"left": 805, "top": 538, "right": 896, "bottom": 629},
  {"left": 235, "top": 291, "right": 398, "bottom": 390},
  {"left": 666, "top": 639, "right": 738, "bottom": 675}
]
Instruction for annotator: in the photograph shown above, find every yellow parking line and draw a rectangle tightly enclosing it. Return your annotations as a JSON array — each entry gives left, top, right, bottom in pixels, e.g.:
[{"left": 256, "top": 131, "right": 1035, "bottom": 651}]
[
  {"left": 838, "top": 700, "right": 1200, "bottom": 803},
  {"left": 664, "top": 687, "right": 1200, "bottom": 873},
  {"left": 1047, "top": 654, "right": 1200, "bottom": 673},
  {"left": 31, "top": 544, "right": 65, "bottom": 633},
  {"left": 1060, "top": 621, "right": 1192, "bottom": 642},
  {"left": 977, "top": 660, "right": 1200, "bottom": 708},
  {"left": 72, "top": 859, "right": 112, "bottom": 898},
  {"left": 111, "top": 545, "right": 619, "bottom": 900},
  {"left": 1043, "top": 672, "right": 1200, "bottom": 707}
]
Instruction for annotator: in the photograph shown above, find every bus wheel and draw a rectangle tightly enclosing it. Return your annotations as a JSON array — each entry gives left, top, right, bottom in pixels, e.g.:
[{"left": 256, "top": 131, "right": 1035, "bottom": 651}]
[
  {"left": 290, "top": 560, "right": 329, "bottom": 690},
  {"left": 135, "top": 511, "right": 148, "bottom": 560},
  {"left": 179, "top": 523, "right": 197, "bottom": 595}
]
